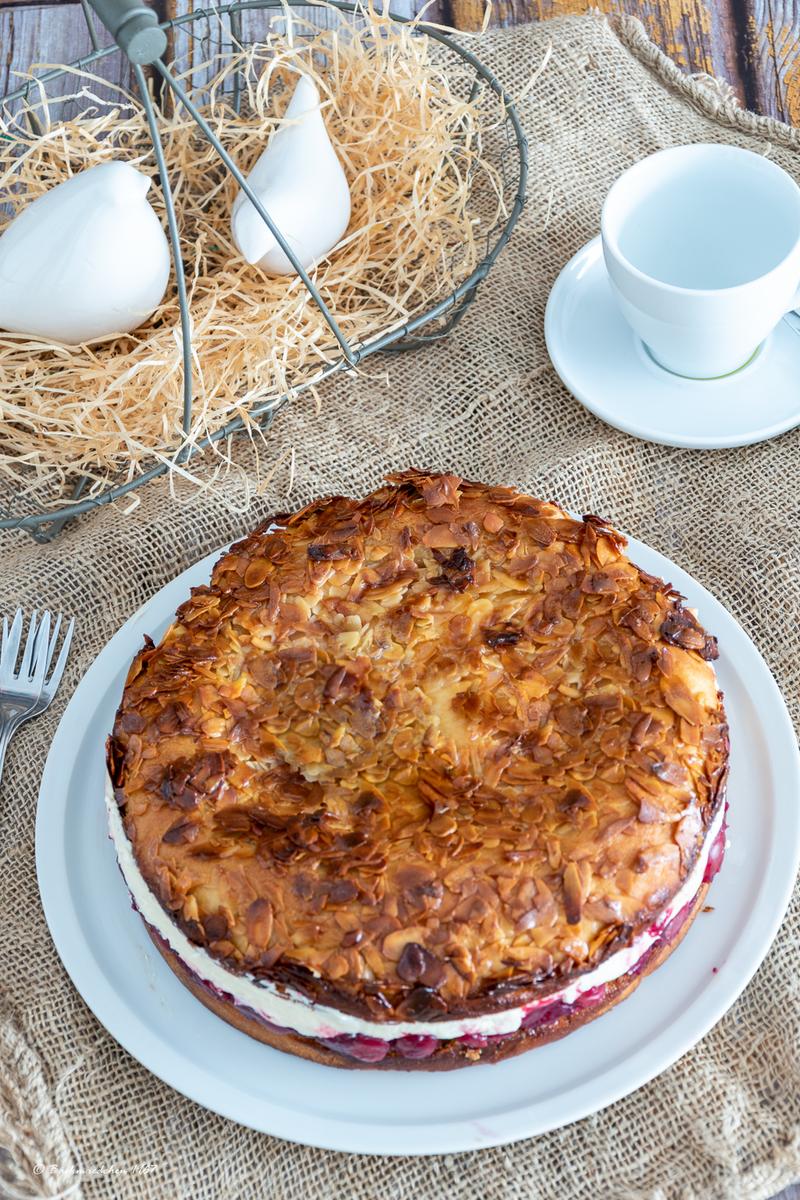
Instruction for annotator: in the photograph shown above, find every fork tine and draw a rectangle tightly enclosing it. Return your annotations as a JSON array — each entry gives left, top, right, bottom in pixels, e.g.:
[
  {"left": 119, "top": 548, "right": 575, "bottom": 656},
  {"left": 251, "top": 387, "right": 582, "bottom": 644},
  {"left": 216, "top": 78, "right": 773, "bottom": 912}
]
[
  {"left": 19, "top": 610, "right": 40, "bottom": 679},
  {"left": 0, "top": 609, "right": 23, "bottom": 683},
  {"left": 44, "top": 612, "right": 63, "bottom": 675},
  {"left": 43, "top": 616, "right": 74, "bottom": 699},
  {"left": 30, "top": 611, "right": 51, "bottom": 693}
]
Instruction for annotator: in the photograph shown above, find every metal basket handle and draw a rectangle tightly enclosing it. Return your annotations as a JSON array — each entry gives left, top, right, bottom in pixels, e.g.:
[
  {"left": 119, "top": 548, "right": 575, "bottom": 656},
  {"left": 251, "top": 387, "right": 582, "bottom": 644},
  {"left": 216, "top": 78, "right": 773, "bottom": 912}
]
[
  {"left": 86, "top": 0, "right": 167, "bottom": 64},
  {"left": 84, "top": 0, "right": 359, "bottom": 378}
]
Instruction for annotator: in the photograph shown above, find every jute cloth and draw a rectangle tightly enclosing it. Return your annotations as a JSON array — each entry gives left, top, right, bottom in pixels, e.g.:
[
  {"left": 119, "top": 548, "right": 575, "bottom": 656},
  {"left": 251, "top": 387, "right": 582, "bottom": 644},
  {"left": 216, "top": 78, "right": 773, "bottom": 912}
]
[{"left": 1, "top": 13, "right": 799, "bottom": 1199}]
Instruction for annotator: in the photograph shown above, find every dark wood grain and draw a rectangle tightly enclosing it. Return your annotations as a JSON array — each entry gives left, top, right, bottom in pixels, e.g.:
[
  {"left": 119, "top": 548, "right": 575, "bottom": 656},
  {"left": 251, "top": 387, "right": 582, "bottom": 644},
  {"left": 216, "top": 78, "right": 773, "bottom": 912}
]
[
  {"left": 3, "top": 0, "right": 799, "bottom": 120},
  {"left": 0, "top": 2, "right": 132, "bottom": 115},
  {"left": 443, "top": 0, "right": 782, "bottom": 112},
  {"left": 738, "top": 0, "right": 800, "bottom": 122},
  {"left": 443, "top": 0, "right": 799, "bottom": 122}
]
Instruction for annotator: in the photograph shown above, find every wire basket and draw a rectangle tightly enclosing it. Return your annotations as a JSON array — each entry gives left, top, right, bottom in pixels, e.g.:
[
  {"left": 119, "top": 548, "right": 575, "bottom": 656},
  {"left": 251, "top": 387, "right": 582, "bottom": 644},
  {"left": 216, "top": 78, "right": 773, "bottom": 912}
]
[{"left": 0, "top": 0, "right": 527, "bottom": 541}]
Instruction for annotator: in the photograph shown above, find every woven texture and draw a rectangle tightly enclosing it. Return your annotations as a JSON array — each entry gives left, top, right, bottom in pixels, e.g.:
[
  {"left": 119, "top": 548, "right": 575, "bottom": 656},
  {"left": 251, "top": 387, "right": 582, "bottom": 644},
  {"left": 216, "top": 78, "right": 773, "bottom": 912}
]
[{"left": 1, "top": 13, "right": 799, "bottom": 1199}]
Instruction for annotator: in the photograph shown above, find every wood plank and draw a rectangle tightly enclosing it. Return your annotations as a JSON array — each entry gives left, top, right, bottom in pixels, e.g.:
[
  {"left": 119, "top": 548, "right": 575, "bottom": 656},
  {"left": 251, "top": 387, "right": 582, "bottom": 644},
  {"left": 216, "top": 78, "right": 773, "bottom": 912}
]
[
  {"left": 0, "top": 2, "right": 133, "bottom": 118},
  {"left": 444, "top": 0, "right": 747, "bottom": 104},
  {"left": 0, "top": 0, "right": 439, "bottom": 122},
  {"left": 739, "top": 0, "right": 800, "bottom": 123},
  {"left": 1, "top": 0, "right": 795, "bottom": 123}
]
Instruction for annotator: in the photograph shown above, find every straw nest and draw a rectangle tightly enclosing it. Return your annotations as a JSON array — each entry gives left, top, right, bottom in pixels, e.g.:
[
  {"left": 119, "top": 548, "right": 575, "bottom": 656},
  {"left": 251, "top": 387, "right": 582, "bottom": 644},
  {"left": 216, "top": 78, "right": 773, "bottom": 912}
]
[{"left": 0, "top": 2, "right": 524, "bottom": 516}]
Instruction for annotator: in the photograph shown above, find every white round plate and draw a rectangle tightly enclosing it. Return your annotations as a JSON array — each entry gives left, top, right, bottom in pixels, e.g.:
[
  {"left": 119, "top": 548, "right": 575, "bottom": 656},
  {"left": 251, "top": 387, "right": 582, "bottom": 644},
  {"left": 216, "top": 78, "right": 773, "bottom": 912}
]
[
  {"left": 545, "top": 236, "right": 800, "bottom": 449},
  {"left": 37, "top": 538, "right": 799, "bottom": 1155}
]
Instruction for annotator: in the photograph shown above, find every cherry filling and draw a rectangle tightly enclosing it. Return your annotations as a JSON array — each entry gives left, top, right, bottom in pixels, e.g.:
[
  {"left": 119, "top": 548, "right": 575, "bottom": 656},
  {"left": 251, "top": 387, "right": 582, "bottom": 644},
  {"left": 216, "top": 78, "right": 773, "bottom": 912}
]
[
  {"left": 520, "top": 998, "right": 573, "bottom": 1030},
  {"left": 319, "top": 1032, "right": 441, "bottom": 1063},
  {"left": 458, "top": 1032, "right": 491, "bottom": 1048},
  {"left": 629, "top": 943, "right": 658, "bottom": 979},
  {"left": 393, "top": 1035, "right": 440, "bottom": 1059},
  {"left": 703, "top": 818, "right": 727, "bottom": 883},
  {"left": 573, "top": 985, "right": 607, "bottom": 1012},
  {"left": 237, "top": 1006, "right": 293, "bottom": 1036},
  {"left": 320, "top": 1035, "right": 390, "bottom": 1063},
  {"left": 317, "top": 988, "right": 611, "bottom": 1061}
]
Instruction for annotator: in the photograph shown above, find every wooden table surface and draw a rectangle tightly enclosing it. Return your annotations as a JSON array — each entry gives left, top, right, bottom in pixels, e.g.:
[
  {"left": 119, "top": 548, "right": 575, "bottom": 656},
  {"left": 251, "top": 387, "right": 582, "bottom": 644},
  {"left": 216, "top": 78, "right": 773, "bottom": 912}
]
[
  {"left": 2, "top": 0, "right": 800, "bottom": 120},
  {"left": 2, "top": 0, "right": 800, "bottom": 121},
  {"left": 0, "top": 0, "right": 798, "bottom": 1195}
]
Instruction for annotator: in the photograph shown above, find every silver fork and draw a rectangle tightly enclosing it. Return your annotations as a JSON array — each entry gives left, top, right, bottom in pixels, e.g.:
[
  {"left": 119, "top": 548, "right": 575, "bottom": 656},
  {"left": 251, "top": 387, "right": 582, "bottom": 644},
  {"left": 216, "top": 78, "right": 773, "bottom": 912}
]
[{"left": 0, "top": 609, "right": 75, "bottom": 785}]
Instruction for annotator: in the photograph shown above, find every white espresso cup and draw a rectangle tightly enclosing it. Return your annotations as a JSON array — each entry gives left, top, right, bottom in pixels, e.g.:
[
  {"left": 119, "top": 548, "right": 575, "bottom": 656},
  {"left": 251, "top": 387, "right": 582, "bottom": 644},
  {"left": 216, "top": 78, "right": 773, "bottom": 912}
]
[{"left": 601, "top": 143, "right": 800, "bottom": 378}]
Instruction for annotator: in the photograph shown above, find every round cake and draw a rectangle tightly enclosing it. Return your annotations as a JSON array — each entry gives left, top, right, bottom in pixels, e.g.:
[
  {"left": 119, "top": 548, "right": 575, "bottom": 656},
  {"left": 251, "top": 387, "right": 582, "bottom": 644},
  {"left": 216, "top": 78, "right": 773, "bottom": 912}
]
[{"left": 106, "top": 469, "right": 729, "bottom": 1069}]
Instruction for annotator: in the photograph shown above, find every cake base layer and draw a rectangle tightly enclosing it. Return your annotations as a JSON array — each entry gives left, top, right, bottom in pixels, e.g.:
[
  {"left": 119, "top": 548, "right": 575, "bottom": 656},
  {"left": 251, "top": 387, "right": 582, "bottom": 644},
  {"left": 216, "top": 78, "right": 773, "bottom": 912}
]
[{"left": 146, "top": 881, "right": 709, "bottom": 1071}]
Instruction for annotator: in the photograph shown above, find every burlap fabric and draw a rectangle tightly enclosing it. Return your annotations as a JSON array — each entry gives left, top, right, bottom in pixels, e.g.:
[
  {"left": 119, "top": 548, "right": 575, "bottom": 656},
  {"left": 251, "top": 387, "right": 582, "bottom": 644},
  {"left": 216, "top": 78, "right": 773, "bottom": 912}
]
[{"left": 1, "top": 12, "right": 799, "bottom": 1199}]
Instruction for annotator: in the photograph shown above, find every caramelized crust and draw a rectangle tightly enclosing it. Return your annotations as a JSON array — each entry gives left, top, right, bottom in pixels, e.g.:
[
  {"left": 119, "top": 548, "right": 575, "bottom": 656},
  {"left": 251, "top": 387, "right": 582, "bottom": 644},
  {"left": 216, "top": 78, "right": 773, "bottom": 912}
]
[{"left": 108, "top": 470, "right": 728, "bottom": 1023}]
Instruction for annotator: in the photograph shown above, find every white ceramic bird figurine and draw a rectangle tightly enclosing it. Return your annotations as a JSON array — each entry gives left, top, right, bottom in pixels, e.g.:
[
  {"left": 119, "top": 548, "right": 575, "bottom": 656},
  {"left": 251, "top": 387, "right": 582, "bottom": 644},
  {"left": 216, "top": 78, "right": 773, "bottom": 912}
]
[
  {"left": 231, "top": 74, "right": 351, "bottom": 276},
  {"left": 0, "top": 161, "right": 170, "bottom": 345}
]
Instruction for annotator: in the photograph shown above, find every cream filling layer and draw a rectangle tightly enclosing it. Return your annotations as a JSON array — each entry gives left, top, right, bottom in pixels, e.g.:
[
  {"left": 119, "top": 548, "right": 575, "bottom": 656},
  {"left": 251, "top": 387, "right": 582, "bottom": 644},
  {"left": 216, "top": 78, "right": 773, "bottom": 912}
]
[{"left": 106, "top": 776, "right": 724, "bottom": 1042}]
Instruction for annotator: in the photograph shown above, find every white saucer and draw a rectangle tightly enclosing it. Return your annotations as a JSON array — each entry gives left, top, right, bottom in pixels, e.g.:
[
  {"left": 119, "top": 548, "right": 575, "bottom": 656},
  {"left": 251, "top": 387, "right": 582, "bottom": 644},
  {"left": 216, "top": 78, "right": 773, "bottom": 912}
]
[
  {"left": 35, "top": 539, "right": 800, "bottom": 1153},
  {"left": 545, "top": 236, "right": 800, "bottom": 449}
]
